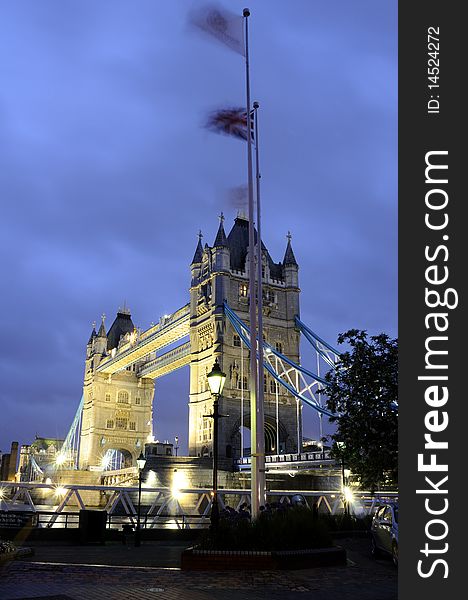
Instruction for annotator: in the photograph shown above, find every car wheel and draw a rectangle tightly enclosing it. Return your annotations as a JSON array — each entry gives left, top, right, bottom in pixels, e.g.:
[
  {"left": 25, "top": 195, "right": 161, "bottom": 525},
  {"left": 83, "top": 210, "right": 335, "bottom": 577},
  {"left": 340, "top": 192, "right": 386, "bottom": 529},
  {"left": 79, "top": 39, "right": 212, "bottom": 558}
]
[
  {"left": 371, "top": 537, "right": 381, "bottom": 558},
  {"left": 392, "top": 541, "right": 398, "bottom": 567}
]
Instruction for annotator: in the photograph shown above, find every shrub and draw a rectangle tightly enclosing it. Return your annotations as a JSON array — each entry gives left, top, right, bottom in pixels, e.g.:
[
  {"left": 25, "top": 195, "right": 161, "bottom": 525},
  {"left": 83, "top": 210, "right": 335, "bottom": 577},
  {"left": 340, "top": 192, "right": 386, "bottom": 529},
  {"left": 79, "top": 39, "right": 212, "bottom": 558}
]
[
  {"left": 0, "top": 540, "right": 16, "bottom": 554},
  {"left": 199, "top": 507, "right": 333, "bottom": 551}
]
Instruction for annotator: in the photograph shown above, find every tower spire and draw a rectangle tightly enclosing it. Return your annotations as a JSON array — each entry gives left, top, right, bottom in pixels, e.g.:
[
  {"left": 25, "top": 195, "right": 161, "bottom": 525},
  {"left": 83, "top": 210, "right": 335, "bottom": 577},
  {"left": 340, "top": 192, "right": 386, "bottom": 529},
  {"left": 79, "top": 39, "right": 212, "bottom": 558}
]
[
  {"left": 213, "top": 212, "right": 228, "bottom": 247},
  {"left": 283, "top": 231, "right": 298, "bottom": 266},
  {"left": 97, "top": 314, "right": 107, "bottom": 338},
  {"left": 87, "top": 322, "right": 97, "bottom": 345},
  {"left": 191, "top": 231, "right": 204, "bottom": 264}
]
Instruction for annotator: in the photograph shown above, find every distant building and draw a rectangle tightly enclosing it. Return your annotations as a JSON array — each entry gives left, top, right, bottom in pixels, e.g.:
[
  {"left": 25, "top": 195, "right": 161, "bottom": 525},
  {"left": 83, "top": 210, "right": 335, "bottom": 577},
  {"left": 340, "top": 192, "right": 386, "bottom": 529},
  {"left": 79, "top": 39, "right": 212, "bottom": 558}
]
[
  {"left": 145, "top": 441, "right": 174, "bottom": 457},
  {"left": 18, "top": 436, "right": 64, "bottom": 481},
  {"left": 0, "top": 441, "right": 19, "bottom": 481}
]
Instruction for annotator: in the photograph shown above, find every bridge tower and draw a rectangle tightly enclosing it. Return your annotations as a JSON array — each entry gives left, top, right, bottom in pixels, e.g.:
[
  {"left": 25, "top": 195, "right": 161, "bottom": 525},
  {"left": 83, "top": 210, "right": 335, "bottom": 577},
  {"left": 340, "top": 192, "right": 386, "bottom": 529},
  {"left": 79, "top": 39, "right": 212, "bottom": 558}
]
[
  {"left": 78, "top": 309, "right": 154, "bottom": 469},
  {"left": 188, "top": 214, "right": 301, "bottom": 461}
]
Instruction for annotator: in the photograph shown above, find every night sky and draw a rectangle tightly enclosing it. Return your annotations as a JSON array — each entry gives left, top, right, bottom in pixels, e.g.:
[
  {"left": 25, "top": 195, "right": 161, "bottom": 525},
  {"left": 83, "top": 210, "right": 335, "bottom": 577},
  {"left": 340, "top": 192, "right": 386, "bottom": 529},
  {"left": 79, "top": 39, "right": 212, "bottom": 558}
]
[{"left": 0, "top": 1, "right": 397, "bottom": 455}]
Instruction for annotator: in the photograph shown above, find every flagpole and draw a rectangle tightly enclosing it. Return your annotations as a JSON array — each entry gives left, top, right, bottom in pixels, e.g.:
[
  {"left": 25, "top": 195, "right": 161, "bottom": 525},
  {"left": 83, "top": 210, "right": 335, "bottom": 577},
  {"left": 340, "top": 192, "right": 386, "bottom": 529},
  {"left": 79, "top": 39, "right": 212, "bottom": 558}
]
[
  {"left": 253, "top": 100, "right": 266, "bottom": 508},
  {"left": 243, "top": 7, "right": 261, "bottom": 519}
]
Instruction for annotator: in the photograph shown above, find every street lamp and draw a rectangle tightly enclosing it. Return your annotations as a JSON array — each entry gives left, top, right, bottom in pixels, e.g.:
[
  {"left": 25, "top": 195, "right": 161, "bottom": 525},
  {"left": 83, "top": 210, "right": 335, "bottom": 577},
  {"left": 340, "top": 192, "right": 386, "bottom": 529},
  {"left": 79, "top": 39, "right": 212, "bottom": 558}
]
[
  {"left": 135, "top": 451, "right": 147, "bottom": 547},
  {"left": 336, "top": 442, "right": 350, "bottom": 517},
  {"left": 206, "top": 359, "right": 227, "bottom": 530},
  {"left": 174, "top": 436, "right": 179, "bottom": 457}
]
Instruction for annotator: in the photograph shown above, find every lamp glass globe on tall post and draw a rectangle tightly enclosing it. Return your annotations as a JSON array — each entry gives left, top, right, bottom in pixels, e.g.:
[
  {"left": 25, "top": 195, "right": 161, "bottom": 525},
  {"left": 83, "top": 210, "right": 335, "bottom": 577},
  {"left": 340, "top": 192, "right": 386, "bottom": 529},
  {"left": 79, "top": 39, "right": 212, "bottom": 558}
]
[
  {"left": 135, "top": 451, "right": 146, "bottom": 547},
  {"left": 207, "top": 359, "right": 226, "bottom": 530}
]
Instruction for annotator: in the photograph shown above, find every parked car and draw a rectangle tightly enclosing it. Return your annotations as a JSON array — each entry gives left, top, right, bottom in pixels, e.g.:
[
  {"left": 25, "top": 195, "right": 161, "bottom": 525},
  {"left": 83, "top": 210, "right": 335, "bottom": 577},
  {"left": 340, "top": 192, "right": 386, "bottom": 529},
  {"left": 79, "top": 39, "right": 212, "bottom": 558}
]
[{"left": 370, "top": 503, "right": 398, "bottom": 566}]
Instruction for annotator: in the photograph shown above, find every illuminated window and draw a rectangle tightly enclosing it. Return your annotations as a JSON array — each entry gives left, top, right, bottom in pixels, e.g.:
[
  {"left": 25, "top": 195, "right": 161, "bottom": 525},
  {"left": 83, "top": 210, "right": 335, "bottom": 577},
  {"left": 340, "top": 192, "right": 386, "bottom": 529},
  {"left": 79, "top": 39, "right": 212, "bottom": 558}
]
[
  {"left": 105, "top": 393, "right": 111, "bottom": 402},
  {"left": 233, "top": 334, "right": 241, "bottom": 347},
  {"left": 106, "top": 419, "right": 114, "bottom": 429},
  {"left": 115, "top": 418, "right": 127, "bottom": 429},
  {"left": 117, "top": 391, "right": 129, "bottom": 404},
  {"left": 239, "top": 283, "right": 248, "bottom": 297}
]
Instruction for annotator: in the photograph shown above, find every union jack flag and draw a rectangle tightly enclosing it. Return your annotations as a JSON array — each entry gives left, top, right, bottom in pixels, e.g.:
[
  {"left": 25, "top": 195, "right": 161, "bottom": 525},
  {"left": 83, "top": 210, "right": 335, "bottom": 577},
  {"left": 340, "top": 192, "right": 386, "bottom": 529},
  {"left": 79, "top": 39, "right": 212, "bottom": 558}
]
[{"left": 206, "top": 107, "right": 255, "bottom": 143}]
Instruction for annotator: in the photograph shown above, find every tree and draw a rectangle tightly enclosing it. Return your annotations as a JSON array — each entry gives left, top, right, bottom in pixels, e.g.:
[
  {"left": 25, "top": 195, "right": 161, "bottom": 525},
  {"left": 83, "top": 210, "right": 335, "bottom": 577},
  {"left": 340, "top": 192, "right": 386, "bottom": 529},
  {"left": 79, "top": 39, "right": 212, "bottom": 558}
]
[{"left": 324, "top": 329, "right": 398, "bottom": 492}]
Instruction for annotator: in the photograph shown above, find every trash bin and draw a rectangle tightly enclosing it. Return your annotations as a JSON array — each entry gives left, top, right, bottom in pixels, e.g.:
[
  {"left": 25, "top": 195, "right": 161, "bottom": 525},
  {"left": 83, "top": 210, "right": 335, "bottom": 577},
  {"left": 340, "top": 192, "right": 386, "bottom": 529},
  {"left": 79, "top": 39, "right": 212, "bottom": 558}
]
[
  {"left": 121, "top": 523, "right": 134, "bottom": 545},
  {"left": 79, "top": 509, "right": 107, "bottom": 545}
]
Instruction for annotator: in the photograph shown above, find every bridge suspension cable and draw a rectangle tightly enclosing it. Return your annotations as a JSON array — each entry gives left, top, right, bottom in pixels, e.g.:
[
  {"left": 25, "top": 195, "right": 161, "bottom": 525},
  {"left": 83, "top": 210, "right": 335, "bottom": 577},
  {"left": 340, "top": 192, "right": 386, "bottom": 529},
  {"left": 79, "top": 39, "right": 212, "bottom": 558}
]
[
  {"left": 55, "top": 394, "right": 84, "bottom": 469},
  {"left": 224, "top": 302, "right": 338, "bottom": 418}
]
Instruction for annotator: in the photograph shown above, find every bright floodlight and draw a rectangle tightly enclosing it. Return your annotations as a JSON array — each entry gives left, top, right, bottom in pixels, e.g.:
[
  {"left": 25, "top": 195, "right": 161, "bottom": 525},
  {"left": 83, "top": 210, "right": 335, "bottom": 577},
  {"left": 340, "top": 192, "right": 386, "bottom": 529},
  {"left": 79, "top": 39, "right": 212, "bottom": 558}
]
[
  {"left": 171, "top": 469, "right": 188, "bottom": 500},
  {"left": 343, "top": 486, "right": 354, "bottom": 503},
  {"left": 54, "top": 486, "right": 67, "bottom": 498},
  {"left": 136, "top": 451, "right": 146, "bottom": 471},
  {"left": 207, "top": 359, "right": 226, "bottom": 396},
  {"left": 55, "top": 454, "right": 66, "bottom": 466},
  {"left": 101, "top": 453, "right": 111, "bottom": 470}
]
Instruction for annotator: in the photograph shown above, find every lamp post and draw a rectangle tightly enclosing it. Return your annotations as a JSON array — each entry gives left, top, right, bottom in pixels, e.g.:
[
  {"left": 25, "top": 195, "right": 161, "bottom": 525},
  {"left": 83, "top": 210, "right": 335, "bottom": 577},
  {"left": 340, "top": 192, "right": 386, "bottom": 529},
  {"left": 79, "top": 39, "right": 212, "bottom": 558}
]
[
  {"left": 174, "top": 436, "right": 179, "bottom": 457},
  {"left": 206, "top": 359, "right": 227, "bottom": 531},
  {"left": 336, "top": 441, "right": 350, "bottom": 517},
  {"left": 135, "top": 451, "right": 146, "bottom": 547}
]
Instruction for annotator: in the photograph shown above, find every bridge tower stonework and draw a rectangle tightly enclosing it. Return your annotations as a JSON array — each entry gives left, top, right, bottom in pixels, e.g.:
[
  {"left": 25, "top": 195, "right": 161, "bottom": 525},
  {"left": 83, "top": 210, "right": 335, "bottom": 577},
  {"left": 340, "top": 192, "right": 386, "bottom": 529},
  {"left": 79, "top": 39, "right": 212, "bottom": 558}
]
[
  {"left": 78, "top": 310, "right": 154, "bottom": 469},
  {"left": 188, "top": 215, "right": 301, "bottom": 461}
]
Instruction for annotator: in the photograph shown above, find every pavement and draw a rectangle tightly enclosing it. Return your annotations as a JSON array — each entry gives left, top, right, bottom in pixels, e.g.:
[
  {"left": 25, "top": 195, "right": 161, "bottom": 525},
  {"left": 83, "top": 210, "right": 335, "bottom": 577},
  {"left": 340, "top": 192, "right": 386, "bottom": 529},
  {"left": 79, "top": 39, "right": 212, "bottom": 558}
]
[{"left": 0, "top": 538, "right": 397, "bottom": 600}]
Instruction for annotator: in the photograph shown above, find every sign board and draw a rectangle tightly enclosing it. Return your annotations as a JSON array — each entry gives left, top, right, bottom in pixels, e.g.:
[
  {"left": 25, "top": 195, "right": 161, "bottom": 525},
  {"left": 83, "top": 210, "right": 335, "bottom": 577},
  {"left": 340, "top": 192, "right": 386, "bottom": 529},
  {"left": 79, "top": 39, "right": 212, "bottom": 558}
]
[{"left": 0, "top": 511, "right": 38, "bottom": 528}]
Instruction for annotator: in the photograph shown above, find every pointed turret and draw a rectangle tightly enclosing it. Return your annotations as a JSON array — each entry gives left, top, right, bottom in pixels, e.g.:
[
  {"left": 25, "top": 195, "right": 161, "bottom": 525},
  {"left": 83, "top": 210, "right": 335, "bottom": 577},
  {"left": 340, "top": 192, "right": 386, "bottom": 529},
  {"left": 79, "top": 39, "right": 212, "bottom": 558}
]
[
  {"left": 213, "top": 213, "right": 228, "bottom": 247},
  {"left": 283, "top": 232, "right": 299, "bottom": 295},
  {"left": 283, "top": 232, "right": 298, "bottom": 266},
  {"left": 87, "top": 323, "right": 97, "bottom": 345},
  {"left": 86, "top": 322, "right": 97, "bottom": 358},
  {"left": 97, "top": 315, "right": 107, "bottom": 338},
  {"left": 191, "top": 231, "right": 204, "bottom": 265},
  {"left": 212, "top": 213, "right": 230, "bottom": 276},
  {"left": 94, "top": 315, "right": 108, "bottom": 355}
]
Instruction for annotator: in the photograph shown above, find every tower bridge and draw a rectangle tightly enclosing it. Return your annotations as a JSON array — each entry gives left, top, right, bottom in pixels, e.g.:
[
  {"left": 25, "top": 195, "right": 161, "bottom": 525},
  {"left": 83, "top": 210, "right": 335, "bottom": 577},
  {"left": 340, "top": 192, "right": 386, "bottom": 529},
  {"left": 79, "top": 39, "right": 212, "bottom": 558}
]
[{"left": 15, "top": 214, "right": 341, "bottom": 484}]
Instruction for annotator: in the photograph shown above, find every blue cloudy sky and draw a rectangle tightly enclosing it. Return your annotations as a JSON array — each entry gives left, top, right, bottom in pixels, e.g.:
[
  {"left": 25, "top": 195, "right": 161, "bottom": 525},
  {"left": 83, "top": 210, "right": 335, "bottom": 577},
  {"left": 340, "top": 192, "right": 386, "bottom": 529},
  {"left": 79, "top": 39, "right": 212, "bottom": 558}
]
[{"left": 0, "top": 0, "right": 397, "bottom": 454}]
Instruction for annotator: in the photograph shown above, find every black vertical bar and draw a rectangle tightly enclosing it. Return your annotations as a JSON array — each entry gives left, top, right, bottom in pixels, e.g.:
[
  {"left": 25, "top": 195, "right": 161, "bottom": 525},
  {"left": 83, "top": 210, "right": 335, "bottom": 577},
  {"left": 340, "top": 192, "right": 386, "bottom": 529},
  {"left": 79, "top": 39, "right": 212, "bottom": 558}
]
[{"left": 399, "top": 2, "right": 464, "bottom": 597}]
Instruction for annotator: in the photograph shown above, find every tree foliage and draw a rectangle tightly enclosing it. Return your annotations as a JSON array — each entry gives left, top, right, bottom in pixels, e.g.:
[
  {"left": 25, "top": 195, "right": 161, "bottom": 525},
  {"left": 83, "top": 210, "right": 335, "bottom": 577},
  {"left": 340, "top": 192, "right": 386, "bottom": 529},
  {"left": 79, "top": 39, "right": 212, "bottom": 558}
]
[{"left": 324, "top": 329, "right": 398, "bottom": 492}]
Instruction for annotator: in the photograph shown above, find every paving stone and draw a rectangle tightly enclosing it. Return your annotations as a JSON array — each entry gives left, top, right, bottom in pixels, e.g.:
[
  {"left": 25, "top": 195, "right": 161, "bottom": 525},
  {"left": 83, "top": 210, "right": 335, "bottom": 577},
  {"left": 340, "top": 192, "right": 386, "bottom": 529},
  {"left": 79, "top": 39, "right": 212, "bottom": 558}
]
[{"left": 0, "top": 538, "right": 397, "bottom": 600}]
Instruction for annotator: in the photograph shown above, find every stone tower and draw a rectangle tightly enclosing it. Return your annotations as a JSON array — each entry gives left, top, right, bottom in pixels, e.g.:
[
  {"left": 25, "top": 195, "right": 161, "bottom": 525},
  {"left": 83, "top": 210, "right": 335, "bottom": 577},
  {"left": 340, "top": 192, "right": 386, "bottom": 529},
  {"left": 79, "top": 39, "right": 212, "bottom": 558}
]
[
  {"left": 188, "top": 215, "right": 301, "bottom": 461},
  {"left": 78, "top": 309, "right": 154, "bottom": 469}
]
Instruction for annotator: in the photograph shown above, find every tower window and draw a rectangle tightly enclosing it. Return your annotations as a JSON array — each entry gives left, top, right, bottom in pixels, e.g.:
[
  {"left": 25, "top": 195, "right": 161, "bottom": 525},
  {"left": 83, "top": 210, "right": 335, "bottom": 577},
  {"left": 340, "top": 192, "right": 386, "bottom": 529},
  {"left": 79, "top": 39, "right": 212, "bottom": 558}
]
[
  {"left": 237, "top": 376, "right": 248, "bottom": 390},
  {"left": 106, "top": 419, "right": 114, "bottom": 429},
  {"left": 115, "top": 418, "right": 127, "bottom": 429},
  {"left": 270, "top": 379, "right": 278, "bottom": 394},
  {"left": 275, "top": 341, "right": 283, "bottom": 354},
  {"left": 105, "top": 393, "right": 111, "bottom": 402},
  {"left": 239, "top": 283, "right": 248, "bottom": 297},
  {"left": 117, "top": 391, "right": 129, "bottom": 404},
  {"left": 129, "top": 421, "right": 136, "bottom": 431},
  {"left": 233, "top": 334, "right": 241, "bottom": 347},
  {"left": 135, "top": 397, "right": 141, "bottom": 405}
]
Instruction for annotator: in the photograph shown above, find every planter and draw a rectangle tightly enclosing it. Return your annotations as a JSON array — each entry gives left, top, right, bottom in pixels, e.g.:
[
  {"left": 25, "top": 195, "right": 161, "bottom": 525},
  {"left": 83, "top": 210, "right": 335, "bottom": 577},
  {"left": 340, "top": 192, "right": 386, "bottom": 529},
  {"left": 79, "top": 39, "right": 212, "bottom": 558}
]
[
  {"left": 0, "top": 547, "right": 34, "bottom": 564},
  {"left": 181, "top": 545, "right": 346, "bottom": 570}
]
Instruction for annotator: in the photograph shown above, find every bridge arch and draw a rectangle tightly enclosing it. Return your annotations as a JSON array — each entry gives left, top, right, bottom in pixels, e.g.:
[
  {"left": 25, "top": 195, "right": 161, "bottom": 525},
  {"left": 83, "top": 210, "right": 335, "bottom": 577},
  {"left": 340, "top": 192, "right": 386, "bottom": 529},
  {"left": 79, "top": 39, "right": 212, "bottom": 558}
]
[
  {"left": 99, "top": 445, "right": 135, "bottom": 469},
  {"left": 228, "top": 415, "right": 291, "bottom": 457}
]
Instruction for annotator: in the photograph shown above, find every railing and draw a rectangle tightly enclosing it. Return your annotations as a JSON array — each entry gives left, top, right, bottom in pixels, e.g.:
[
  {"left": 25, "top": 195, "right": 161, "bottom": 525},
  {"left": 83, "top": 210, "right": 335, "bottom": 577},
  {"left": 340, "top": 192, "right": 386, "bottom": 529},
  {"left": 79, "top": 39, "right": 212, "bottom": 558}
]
[
  {"left": 0, "top": 481, "right": 398, "bottom": 529},
  {"left": 236, "top": 450, "right": 335, "bottom": 469}
]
